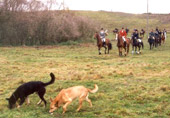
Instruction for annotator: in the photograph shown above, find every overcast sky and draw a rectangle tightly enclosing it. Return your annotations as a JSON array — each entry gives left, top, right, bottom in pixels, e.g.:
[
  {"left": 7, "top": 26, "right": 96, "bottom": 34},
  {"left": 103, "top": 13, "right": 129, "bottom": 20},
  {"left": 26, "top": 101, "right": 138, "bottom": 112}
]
[{"left": 54, "top": 0, "right": 170, "bottom": 14}]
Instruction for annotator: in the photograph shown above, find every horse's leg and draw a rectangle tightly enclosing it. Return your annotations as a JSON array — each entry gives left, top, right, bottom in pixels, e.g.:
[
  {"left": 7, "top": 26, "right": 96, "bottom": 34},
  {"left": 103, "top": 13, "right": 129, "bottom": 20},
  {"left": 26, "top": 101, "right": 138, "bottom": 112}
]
[
  {"left": 119, "top": 47, "right": 122, "bottom": 56},
  {"left": 120, "top": 47, "right": 123, "bottom": 56},
  {"left": 132, "top": 45, "right": 134, "bottom": 54},
  {"left": 139, "top": 45, "right": 141, "bottom": 54},
  {"left": 151, "top": 42, "right": 153, "bottom": 50},
  {"left": 104, "top": 46, "right": 107, "bottom": 54},
  {"left": 127, "top": 45, "right": 129, "bottom": 55},
  {"left": 137, "top": 44, "right": 140, "bottom": 54},
  {"left": 118, "top": 47, "right": 121, "bottom": 56},
  {"left": 98, "top": 47, "right": 101, "bottom": 55},
  {"left": 153, "top": 42, "right": 155, "bottom": 49},
  {"left": 124, "top": 46, "right": 127, "bottom": 56},
  {"left": 107, "top": 45, "right": 109, "bottom": 54},
  {"left": 135, "top": 46, "right": 137, "bottom": 54},
  {"left": 155, "top": 40, "right": 157, "bottom": 47}
]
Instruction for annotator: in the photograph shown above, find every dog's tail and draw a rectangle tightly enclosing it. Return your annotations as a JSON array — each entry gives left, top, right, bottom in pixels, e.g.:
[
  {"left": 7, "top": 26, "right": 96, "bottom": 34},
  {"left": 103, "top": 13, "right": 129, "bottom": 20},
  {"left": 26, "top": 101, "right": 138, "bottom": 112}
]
[
  {"left": 88, "top": 84, "right": 98, "bottom": 93},
  {"left": 43, "top": 73, "right": 55, "bottom": 87}
]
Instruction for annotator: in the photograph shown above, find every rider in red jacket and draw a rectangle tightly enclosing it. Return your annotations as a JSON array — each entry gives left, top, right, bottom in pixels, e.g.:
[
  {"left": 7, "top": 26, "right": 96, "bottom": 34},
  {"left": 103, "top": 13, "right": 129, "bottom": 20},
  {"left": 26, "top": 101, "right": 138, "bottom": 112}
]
[{"left": 119, "top": 27, "right": 127, "bottom": 42}]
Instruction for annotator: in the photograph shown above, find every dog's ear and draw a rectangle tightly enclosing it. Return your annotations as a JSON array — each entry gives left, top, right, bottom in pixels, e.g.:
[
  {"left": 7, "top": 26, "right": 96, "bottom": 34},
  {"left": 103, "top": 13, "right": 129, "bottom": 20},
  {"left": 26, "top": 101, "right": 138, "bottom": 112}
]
[
  {"left": 6, "top": 98, "right": 9, "bottom": 101},
  {"left": 49, "top": 98, "right": 53, "bottom": 102}
]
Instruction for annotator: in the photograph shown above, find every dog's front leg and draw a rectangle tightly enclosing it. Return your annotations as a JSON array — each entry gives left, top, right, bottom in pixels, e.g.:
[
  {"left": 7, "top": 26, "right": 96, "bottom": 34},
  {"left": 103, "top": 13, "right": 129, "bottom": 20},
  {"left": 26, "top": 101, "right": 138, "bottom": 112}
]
[
  {"left": 19, "top": 98, "right": 26, "bottom": 106},
  {"left": 62, "top": 101, "right": 71, "bottom": 114},
  {"left": 26, "top": 97, "right": 30, "bottom": 105},
  {"left": 16, "top": 102, "right": 20, "bottom": 108}
]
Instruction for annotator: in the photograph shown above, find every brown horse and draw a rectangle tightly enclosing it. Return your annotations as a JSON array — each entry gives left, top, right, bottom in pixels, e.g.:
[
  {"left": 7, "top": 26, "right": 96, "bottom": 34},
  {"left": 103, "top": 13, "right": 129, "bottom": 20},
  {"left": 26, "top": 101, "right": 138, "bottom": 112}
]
[
  {"left": 94, "top": 32, "right": 112, "bottom": 55},
  {"left": 116, "top": 33, "right": 130, "bottom": 56},
  {"left": 161, "top": 33, "right": 165, "bottom": 44}
]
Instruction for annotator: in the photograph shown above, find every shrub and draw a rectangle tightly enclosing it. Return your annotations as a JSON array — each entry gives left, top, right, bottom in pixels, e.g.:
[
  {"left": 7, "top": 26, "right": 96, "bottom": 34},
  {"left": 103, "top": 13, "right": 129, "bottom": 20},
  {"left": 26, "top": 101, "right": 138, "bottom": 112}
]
[{"left": 0, "top": 10, "right": 99, "bottom": 46}]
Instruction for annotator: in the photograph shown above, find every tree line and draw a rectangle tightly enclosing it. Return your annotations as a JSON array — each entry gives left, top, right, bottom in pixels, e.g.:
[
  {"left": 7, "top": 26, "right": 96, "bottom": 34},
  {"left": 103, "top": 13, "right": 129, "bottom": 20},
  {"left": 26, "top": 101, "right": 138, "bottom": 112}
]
[{"left": 0, "top": 0, "right": 99, "bottom": 46}]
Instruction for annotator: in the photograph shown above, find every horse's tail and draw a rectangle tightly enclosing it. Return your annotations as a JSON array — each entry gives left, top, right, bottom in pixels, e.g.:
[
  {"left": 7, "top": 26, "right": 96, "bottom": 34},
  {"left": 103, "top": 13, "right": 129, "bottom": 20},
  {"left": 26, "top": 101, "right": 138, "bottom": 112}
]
[{"left": 108, "top": 43, "right": 112, "bottom": 50}]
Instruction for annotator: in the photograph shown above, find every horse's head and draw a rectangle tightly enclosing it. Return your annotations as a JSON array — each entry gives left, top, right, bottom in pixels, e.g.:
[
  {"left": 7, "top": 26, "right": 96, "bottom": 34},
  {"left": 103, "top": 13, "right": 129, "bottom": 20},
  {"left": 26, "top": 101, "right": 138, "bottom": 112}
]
[
  {"left": 113, "top": 29, "right": 119, "bottom": 34},
  {"left": 94, "top": 32, "right": 99, "bottom": 39},
  {"left": 117, "top": 33, "right": 122, "bottom": 40}
]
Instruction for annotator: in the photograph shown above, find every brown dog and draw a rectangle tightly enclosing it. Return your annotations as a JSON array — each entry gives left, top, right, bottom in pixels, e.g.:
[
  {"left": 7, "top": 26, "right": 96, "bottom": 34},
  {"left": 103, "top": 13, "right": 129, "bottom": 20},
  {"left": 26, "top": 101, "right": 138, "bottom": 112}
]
[{"left": 49, "top": 84, "right": 98, "bottom": 114}]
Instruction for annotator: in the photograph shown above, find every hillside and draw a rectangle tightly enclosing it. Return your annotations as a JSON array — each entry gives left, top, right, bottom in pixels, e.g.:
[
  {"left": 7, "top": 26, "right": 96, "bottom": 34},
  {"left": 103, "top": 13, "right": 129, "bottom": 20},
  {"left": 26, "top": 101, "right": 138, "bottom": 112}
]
[{"left": 74, "top": 10, "right": 170, "bottom": 33}]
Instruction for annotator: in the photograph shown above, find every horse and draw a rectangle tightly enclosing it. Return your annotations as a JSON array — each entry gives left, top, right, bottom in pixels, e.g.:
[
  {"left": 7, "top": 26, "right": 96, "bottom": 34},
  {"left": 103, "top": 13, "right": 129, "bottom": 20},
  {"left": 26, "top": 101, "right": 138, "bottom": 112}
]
[
  {"left": 116, "top": 33, "right": 131, "bottom": 56},
  {"left": 154, "top": 34, "right": 161, "bottom": 47},
  {"left": 131, "top": 37, "right": 144, "bottom": 54},
  {"left": 113, "top": 28, "right": 119, "bottom": 40},
  {"left": 94, "top": 32, "right": 112, "bottom": 55},
  {"left": 140, "top": 30, "right": 145, "bottom": 38},
  {"left": 161, "top": 32, "right": 165, "bottom": 44},
  {"left": 148, "top": 36, "right": 155, "bottom": 50}
]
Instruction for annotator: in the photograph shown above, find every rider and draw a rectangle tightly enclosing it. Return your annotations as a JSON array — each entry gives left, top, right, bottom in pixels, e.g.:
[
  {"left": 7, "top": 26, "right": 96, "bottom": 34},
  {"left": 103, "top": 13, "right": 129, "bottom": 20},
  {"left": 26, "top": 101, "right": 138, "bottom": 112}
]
[
  {"left": 114, "top": 28, "right": 119, "bottom": 40},
  {"left": 132, "top": 29, "right": 139, "bottom": 43},
  {"left": 155, "top": 27, "right": 159, "bottom": 33},
  {"left": 131, "top": 29, "right": 139, "bottom": 54},
  {"left": 155, "top": 28, "right": 159, "bottom": 39},
  {"left": 114, "top": 28, "right": 118, "bottom": 33},
  {"left": 141, "top": 29, "right": 145, "bottom": 34},
  {"left": 148, "top": 29, "right": 155, "bottom": 41},
  {"left": 119, "top": 27, "right": 127, "bottom": 42},
  {"left": 163, "top": 29, "right": 167, "bottom": 40},
  {"left": 125, "top": 27, "right": 129, "bottom": 34},
  {"left": 99, "top": 28, "right": 106, "bottom": 46},
  {"left": 158, "top": 29, "right": 162, "bottom": 38}
]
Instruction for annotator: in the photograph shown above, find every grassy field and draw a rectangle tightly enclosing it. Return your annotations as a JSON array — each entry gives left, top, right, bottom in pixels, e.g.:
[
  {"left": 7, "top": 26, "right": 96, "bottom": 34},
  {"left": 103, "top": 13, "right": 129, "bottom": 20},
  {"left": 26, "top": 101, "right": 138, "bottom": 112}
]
[{"left": 0, "top": 33, "right": 170, "bottom": 118}]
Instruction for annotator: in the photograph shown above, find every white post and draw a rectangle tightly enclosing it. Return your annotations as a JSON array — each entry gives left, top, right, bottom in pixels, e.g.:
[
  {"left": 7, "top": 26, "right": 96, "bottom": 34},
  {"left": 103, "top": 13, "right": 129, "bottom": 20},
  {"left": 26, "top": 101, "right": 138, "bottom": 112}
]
[
  {"left": 147, "top": 0, "right": 149, "bottom": 39},
  {"left": 63, "top": 0, "right": 65, "bottom": 10}
]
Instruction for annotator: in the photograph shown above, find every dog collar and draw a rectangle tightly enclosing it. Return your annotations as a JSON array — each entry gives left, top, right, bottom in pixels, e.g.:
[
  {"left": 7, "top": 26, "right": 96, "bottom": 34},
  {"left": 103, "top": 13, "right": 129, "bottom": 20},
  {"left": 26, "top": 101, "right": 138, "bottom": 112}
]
[{"left": 12, "top": 93, "right": 17, "bottom": 100}]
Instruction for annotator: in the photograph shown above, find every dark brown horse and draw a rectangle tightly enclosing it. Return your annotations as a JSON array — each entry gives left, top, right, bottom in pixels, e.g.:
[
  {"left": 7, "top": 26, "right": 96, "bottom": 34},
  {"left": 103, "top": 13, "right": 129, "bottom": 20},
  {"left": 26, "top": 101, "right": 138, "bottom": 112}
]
[
  {"left": 140, "top": 30, "right": 145, "bottom": 38},
  {"left": 94, "top": 32, "right": 112, "bottom": 55},
  {"left": 116, "top": 33, "right": 130, "bottom": 56},
  {"left": 131, "top": 37, "right": 144, "bottom": 54}
]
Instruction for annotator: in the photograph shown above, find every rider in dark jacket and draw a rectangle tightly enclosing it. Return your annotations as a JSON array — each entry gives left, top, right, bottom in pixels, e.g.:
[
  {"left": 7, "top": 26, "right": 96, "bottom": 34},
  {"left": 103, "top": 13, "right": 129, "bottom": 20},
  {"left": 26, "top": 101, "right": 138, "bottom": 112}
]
[
  {"left": 150, "top": 30, "right": 155, "bottom": 37},
  {"left": 114, "top": 28, "right": 118, "bottom": 33},
  {"left": 134, "top": 30, "right": 139, "bottom": 39},
  {"left": 155, "top": 27, "right": 161, "bottom": 38},
  {"left": 148, "top": 29, "right": 155, "bottom": 42},
  {"left": 132, "top": 29, "right": 139, "bottom": 44},
  {"left": 125, "top": 28, "right": 129, "bottom": 34}
]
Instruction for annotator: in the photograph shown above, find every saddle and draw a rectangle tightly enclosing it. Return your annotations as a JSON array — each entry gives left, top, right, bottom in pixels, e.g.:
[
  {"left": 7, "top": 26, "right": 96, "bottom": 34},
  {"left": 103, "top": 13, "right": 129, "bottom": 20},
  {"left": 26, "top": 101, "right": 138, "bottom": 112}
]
[{"left": 137, "top": 39, "right": 142, "bottom": 43}]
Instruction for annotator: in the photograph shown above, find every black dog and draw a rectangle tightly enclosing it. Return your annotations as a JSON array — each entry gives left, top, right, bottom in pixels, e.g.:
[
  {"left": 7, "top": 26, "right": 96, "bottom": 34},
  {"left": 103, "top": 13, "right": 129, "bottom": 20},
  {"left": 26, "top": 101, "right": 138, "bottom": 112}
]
[{"left": 6, "top": 73, "right": 55, "bottom": 109}]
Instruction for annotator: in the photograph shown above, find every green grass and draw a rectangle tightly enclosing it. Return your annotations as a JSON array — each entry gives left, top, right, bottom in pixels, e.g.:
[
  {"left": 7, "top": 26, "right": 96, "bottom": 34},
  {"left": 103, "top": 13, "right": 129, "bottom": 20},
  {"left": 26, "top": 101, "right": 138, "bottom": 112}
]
[{"left": 0, "top": 34, "right": 170, "bottom": 118}]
